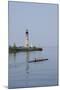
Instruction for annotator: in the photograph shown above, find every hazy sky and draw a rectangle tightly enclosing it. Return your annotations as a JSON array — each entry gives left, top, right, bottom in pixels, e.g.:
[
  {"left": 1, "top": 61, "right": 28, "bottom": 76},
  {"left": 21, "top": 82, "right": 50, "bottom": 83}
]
[{"left": 8, "top": 1, "right": 58, "bottom": 47}]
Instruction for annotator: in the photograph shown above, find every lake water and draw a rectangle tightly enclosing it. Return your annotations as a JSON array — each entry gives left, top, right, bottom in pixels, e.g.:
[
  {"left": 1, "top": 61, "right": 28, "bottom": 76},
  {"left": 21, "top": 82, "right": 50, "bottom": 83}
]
[{"left": 8, "top": 47, "right": 58, "bottom": 89}]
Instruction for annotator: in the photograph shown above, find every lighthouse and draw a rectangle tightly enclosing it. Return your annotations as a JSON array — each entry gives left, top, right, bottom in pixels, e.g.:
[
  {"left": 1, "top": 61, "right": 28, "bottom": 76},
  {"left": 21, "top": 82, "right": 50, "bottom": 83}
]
[{"left": 25, "top": 29, "right": 29, "bottom": 48}]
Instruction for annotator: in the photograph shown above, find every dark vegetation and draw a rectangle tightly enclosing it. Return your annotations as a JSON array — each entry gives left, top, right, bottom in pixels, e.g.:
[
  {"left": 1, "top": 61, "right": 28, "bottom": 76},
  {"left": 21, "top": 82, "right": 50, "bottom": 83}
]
[{"left": 9, "top": 43, "right": 43, "bottom": 53}]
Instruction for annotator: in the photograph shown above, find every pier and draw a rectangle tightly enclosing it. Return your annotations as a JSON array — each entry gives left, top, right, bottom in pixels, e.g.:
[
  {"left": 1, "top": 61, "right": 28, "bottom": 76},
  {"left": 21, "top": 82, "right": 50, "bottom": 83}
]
[{"left": 28, "top": 58, "right": 48, "bottom": 63}]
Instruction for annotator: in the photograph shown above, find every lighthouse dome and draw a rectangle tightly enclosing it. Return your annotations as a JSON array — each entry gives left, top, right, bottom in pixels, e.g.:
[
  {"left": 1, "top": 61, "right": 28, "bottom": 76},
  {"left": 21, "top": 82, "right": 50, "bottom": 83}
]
[{"left": 26, "top": 29, "right": 28, "bottom": 34}]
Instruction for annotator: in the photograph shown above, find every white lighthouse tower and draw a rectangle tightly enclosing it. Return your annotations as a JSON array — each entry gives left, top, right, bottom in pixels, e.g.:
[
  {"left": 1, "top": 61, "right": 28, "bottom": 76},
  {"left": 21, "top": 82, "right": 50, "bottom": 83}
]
[{"left": 25, "top": 29, "right": 29, "bottom": 48}]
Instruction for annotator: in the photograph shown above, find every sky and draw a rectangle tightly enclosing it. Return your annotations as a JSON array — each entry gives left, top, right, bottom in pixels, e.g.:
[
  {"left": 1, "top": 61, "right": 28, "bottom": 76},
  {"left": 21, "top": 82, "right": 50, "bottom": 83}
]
[{"left": 8, "top": 1, "right": 58, "bottom": 47}]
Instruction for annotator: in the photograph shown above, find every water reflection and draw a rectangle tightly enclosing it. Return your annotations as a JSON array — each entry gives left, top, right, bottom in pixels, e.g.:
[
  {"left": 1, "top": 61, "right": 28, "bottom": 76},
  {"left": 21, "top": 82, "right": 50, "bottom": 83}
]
[
  {"left": 25, "top": 51, "right": 30, "bottom": 86},
  {"left": 9, "top": 48, "right": 58, "bottom": 88},
  {"left": 25, "top": 51, "right": 29, "bottom": 73},
  {"left": 13, "top": 51, "right": 30, "bottom": 86},
  {"left": 13, "top": 53, "right": 16, "bottom": 68},
  {"left": 13, "top": 52, "right": 30, "bottom": 72}
]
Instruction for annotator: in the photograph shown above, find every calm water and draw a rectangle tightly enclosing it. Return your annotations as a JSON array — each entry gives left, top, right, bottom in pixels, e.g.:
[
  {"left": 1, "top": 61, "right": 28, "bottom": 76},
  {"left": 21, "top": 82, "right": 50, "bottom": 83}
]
[{"left": 8, "top": 47, "right": 58, "bottom": 89}]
